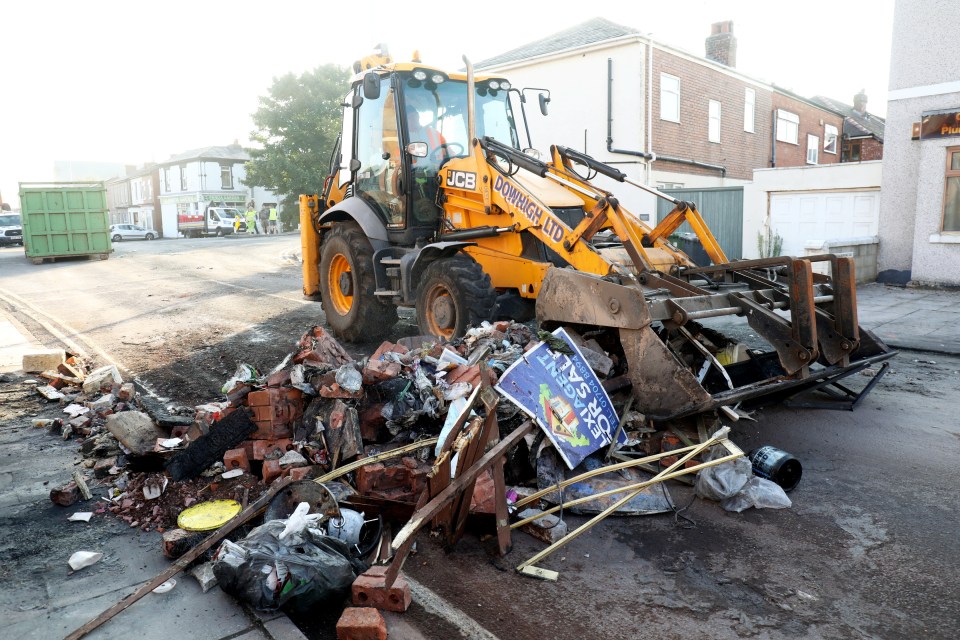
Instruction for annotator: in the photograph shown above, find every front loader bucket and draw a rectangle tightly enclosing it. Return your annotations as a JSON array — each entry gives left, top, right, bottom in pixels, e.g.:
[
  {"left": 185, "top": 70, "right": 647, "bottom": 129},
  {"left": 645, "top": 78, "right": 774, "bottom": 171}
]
[{"left": 536, "top": 258, "right": 896, "bottom": 423}]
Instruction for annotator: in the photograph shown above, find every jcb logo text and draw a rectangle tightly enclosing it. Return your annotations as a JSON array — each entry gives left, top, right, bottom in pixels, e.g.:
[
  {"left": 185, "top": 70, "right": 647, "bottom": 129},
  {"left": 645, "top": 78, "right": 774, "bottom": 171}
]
[{"left": 445, "top": 171, "right": 476, "bottom": 190}]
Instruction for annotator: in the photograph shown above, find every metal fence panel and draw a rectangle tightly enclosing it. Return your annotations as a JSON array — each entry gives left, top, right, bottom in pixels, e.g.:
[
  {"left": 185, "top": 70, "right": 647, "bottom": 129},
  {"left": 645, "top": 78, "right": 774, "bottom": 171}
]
[{"left": 656, "top": 186, "right": 743, "bottom": 261}]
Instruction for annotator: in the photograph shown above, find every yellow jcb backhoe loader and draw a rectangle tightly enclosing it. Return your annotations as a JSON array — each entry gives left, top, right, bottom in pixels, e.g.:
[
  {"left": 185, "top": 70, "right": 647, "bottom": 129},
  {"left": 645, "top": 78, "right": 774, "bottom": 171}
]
[{"left": 300, "top": 53, "right": 894, "bottom": 421}]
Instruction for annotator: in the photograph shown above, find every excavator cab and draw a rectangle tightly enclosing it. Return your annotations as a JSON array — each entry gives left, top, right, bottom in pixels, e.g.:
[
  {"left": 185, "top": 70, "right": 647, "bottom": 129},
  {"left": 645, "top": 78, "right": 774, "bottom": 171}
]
[{"left": 346, "top": 67, "right": 519, "bottom": 245}]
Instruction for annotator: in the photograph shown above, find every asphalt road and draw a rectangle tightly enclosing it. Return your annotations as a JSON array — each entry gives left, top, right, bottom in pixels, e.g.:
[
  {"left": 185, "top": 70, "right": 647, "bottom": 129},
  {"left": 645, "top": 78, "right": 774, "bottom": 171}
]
[{"left": 1, "top": 236, "right": 958, "bottom": 639}]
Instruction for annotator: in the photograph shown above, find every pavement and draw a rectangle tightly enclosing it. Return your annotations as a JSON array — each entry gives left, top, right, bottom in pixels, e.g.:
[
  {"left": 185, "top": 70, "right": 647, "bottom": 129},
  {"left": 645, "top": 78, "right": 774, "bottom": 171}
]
[
  {"left": 1, "top": 279, "right": 958, "bottom": 640},
  {"left": 854, "top": 282, "right": 960, "bottom": 354}
]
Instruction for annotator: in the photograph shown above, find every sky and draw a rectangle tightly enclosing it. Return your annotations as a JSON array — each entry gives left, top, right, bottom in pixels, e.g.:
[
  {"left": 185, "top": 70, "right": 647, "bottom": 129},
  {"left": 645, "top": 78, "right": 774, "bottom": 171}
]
[{"left": 0, "top": 0, "right": 895, "bottom": 209}]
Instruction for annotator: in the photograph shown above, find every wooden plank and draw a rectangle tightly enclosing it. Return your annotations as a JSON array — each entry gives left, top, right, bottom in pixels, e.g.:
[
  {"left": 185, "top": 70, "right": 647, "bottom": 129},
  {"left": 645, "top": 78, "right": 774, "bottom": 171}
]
[
  {"left": 446, "top": 418, "right": 487, "bottom": 545},
  {"left": 382, "top": 486, "right": 430, "bottom": 588},
  {"left": 65, "top": 476, "right": 294, "bottom": 640}
]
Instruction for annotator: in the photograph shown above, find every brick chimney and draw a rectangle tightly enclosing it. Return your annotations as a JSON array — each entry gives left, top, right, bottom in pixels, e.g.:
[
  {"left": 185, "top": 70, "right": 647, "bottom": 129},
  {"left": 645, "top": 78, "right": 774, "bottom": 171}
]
[
  {"left": 853, "top": 89, "right": 868, "bottom": 114},
  {"left": 705, "top": 21, "right": 737, "bottom": 68}
]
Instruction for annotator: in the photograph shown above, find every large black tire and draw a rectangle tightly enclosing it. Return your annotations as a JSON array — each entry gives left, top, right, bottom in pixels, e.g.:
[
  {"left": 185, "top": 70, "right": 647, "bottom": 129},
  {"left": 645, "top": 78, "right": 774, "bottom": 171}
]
[
  {"left": 415, "top": 254, "right": 497, "bottom": 339},
  {"left": 319, "top": 222, "right": 398, "bottom": 342}
]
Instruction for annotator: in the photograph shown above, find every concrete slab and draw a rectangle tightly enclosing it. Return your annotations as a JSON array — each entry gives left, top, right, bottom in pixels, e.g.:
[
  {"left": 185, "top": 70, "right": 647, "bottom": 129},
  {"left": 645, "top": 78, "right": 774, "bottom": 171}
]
[{"left": 0, "top": 318, "right": 42, "bottom": 372}]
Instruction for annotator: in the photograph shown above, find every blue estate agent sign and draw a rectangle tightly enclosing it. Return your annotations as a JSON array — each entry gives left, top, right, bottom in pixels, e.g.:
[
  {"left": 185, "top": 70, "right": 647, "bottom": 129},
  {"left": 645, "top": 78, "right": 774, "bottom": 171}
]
[{"left": 495, "top": 327, "right": 624, "bottom": 470}]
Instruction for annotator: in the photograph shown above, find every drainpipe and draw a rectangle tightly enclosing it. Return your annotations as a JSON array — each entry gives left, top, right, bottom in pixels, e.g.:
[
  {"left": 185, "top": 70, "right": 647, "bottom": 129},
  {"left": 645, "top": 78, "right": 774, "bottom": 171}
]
[
  {"left": 645, "top": 34, "right": 654, "bottom": 186},
  {"left": 607, "top": 58, "right": 654, "bottom": 160},
  {"left": 771, "top": 109, "right": 777, "bottom": 167}
]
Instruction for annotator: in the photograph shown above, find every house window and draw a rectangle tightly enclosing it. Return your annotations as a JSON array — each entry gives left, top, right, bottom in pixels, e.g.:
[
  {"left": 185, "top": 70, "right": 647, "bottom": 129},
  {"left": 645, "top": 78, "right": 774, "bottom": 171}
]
[
  {"left": 807, "top": 134, "right": 819, "bottom": 164},
  {"left": 660, "top": 73, "right": 680, "bottom": 122},
  {"left": 776, "top": 109, "right": 799, "bottom": 144},
  {"left": 179, "top": 165, "right": 188, "bottom": 191},
  {"left": 163, "top": 167, "right": 171, "bottom": 191},
  {"left": 842, "top": 140, "right": 862, "bottom": 162},
  {"left": 220, "top": 164, "right": 233, "bottom": 189},
  {"left": 942, "top": 147, "right": 960, "bottom": 232},
  {"left": 824, "top": 124, "right": 838, "bottom": 155},
  {"left": 744, "top": 88, "right": 755, "bottom": 133},
  {"left": 708, "top": 100, "right": 721, "bottom": 143}
]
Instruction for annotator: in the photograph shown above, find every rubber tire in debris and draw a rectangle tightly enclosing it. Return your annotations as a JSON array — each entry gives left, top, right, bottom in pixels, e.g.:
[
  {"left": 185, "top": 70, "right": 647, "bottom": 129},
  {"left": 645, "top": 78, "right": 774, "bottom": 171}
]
[
  {"left": 319, "top": 221, "right": 398, "bottom": 342},
  {"left": 415, "top": 253, "right": 497, "bottom": 339}
]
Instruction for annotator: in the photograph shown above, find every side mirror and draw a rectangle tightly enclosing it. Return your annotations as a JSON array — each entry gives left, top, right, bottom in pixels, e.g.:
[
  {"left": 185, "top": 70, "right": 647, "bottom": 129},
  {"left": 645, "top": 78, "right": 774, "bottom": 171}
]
[
  {"left": 362, "top": 73, "right": 381, "bottom": 100},
  {"left": 538, "top": 92, "right": 550, "bottom": 116}
]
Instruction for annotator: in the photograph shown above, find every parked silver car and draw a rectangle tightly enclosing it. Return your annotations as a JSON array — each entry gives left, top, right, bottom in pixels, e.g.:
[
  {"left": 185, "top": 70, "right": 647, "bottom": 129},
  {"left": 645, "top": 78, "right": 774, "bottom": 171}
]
[
  {"left": 110, "top": 224, "right": 158, "bottom": 242},
  {"left": 0, "top": 213, "right": 23, "bottom": 246}
]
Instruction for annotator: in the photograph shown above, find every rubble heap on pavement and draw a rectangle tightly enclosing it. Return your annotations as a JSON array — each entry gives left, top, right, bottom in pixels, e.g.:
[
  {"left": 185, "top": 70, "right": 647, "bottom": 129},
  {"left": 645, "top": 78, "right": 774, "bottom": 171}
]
[{"left": 34, "top": 321, "right": 794, "bottom": 639}]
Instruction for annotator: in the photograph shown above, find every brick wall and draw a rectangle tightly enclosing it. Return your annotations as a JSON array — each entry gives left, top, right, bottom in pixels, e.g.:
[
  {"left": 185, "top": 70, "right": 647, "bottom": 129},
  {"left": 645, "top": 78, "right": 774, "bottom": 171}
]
[
  {"left": 651, "top": 49, "right": 844, "bottom": 180},
  {"left": 861, "top": 138, "right": 884, "bottom": 161},
  {"left": 770, "top": 93, "right": 845, "bottom": 167}
]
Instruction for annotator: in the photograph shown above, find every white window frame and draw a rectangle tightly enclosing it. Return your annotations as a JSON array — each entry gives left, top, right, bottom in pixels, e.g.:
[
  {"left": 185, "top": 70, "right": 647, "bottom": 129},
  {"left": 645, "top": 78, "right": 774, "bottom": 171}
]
[
  {"left": 708, "top": 100, "right": 721, "bottom": 143},
  {"left": 807, "top": 134, "right": 819, "bottom": 164},
  {"left": 220, "top": 164, "right": 233, "bottom": 189},
  {"left": 824, "top": 123, "right": 838, "bottom": 155},
  {"left": 179, "top": 165, "right": 189, "bottom": 191},
  {"left": 776, "top": 109, "right": 799, "bottom": 144},
  {"left": 660, "top": 73, "right": 680, "bottom": 122},
  {"left": 744, "top": 88, "right": 755, "bottom": 133}
]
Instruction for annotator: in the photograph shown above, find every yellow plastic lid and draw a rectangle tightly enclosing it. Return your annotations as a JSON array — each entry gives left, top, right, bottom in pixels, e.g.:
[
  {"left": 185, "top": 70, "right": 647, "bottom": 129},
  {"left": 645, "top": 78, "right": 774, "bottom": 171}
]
[{"left": 177, "top": 499, "right": 242, "bottom": 531}]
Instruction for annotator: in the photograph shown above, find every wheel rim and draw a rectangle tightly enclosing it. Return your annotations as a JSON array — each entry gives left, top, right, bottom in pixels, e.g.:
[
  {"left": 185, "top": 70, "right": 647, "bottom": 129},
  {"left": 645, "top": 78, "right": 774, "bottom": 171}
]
[
  {"left": 327, "top": 253, "right": 354, "bottom": 316},
  {"left": 422, "top": 283, "right": 457, "bottom": 339}
]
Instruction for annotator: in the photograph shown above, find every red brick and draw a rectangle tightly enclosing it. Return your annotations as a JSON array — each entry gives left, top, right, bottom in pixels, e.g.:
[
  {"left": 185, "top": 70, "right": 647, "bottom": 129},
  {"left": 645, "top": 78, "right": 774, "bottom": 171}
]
[
  {"left": 262, "top": 459, "right": 283, "bottom": 484},
  {"left": 355, "top": 458, "right": 430, "bottom": 502},
  {"left": 351, "top": 566, "right": 411, "bottom": 612},
  {"left": 246, "top": 389, "right": 271, "bottom": 407},
  {"left": 252, "top": 439, "right": 293, "bottom": 461},
  {"left": 223, "top": 448, "right": 250, "bottom": 472},
  {"left": 358, "top": 403, "right": 386, "bottom": 442},
  {"left": 362, "top": 341, "right": 403, "bottom": 384},
  {"left": 50, "top": 482, "right": 79, "bottom": 506},
  {"left": 288, "top": 465, "right": 318, "bottom": 482},
  {"left": 469, "top": 469, "right": 496, "bottom": 514},
  {"left": 336, "top": 607, "right": 386, "bottom": 640}
]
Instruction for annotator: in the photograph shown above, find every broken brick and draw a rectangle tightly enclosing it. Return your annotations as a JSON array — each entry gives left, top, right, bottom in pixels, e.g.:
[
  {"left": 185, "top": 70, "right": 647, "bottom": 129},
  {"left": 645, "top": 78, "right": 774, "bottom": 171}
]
[
  {"left": 93, "top": 457, "right": 117, "bottom": 479},
  {"left": 351, "top": 565, "right": 412, "bottom": 612},
  {"left": 358, "top": 403, "right": 386, "bottom": 442},
  {"left": 50, "top": 482, "right": 80, "bottom": 506},
  {"left": 355, "top": 457, "right": 430, "bottom": 501},
  {"left": 362, "top": 341, "right": 403, "bottom": 384},
  {"left": 287, "top": 465, "right": 319, "bottom": 482},
  {"left": 223, "top": 448, "right": 250, "bottom": 472},
  {"left": 162, "top": 528, "right": 202, "bottom": 559},
  {"left": 468, "top": 469, "right": 497, "bottom": 514},
  {"left": 251, "top": 439, "right": 293, "bottom": 461},
  {"left": 262, "top": 459, "right": 283, "bottom": 484},
  {"left": 336, "top": 607, "right": 386, "bottom": 640},
  {"left": 117, "top": 382, "right": 136, "bottom": 402}
]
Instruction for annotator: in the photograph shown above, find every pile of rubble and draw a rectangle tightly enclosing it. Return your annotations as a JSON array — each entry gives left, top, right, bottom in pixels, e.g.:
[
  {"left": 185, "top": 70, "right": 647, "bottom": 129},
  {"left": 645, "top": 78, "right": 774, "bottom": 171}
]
[{"left": 30, "top": 321, "right": 797, "bottom": 640}]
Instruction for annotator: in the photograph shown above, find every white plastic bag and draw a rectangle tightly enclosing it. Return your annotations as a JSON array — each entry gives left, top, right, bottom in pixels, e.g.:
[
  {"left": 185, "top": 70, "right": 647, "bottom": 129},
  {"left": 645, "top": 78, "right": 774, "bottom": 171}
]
[
  {"left": 721, "top": 476, "right": 792, "bottom": 513},
  {"left": 695, "top": 451, "right": 752, "bottom": 501}
]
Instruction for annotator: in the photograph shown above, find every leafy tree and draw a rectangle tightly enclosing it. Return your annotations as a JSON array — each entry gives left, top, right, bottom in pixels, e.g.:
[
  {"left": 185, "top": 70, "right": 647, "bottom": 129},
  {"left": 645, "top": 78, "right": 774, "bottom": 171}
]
[{"left": 244, "top": 64, "right": 350, "bottom": 229}]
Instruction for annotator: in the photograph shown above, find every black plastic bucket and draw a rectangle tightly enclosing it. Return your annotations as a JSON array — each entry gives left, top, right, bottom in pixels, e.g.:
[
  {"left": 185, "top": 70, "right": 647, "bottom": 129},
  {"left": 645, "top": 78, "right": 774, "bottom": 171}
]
[{"left": 748, "top": 446, "right": 802, "bottom": 492}]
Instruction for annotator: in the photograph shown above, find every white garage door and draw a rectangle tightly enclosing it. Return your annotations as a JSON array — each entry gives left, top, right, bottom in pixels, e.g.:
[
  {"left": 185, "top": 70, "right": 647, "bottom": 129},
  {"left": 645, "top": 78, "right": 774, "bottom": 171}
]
[{"left": 769, "top": 190, "right": 879, "bottom": 257}]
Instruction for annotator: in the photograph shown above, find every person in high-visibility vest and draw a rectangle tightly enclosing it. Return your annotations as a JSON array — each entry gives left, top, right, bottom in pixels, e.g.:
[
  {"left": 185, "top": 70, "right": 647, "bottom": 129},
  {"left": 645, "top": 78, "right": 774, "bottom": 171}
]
[
  {"left": 245, "top": 206, "right": 258, "bottom": 234},
  {"left": 268, "top": 207, "right": 279, "bottom": 234}
]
